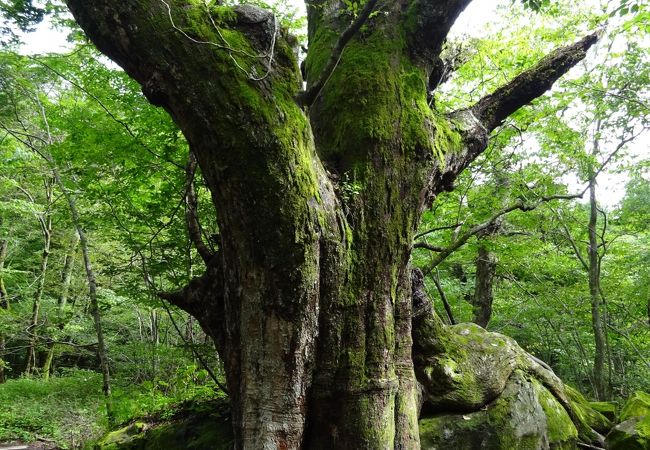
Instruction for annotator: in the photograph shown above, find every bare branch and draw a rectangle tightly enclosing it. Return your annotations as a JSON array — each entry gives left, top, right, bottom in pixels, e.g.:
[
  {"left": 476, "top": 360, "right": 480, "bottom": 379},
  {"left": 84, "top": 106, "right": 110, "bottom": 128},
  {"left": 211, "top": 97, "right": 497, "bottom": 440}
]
[
  {"left": 420, "top": 193, "right": 583, "bottom": 275},
  {"left": 414, "top": 223, "right": 462, "bottom": 240},
  {"left": 437, "top": 33, "right": 600, "bottom": 191},
  {"left": 413, "top": 242, "right": 445, "bottom": 252},
  {"left": 433, "top": 270, "right": 456, "bottom": 325},
  {"left": 297, "top": 0, "right": 379, "bottom": 107}
]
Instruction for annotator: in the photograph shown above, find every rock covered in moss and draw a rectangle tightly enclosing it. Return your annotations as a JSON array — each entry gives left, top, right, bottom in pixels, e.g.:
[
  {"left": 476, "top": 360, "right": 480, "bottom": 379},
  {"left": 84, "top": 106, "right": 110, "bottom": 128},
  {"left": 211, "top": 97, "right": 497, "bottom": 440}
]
[
  {"left": 605, "top": 391, "right": 650, "bottom": 450},
  {"left": 588, "top": 401, "right": 617, "bottom": 422},
  {"left": 619, "top": 391, "right": 650, "bottom": 422},
  {"left": 419, "top": 370, "right": 578, "bottom": 450},
  {"left": 94, "top": 400, "right": 233, "bottom": 450},
  {"left": 564, "top": 385, "right": 613, "bottom": 435},
  {"left": 605, "top": 415, "right": 650, "bottom": 450}
]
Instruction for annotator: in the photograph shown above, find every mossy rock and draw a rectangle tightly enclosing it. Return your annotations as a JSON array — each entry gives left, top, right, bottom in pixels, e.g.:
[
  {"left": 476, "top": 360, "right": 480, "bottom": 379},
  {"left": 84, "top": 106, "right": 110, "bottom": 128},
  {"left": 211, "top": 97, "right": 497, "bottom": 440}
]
[
  {"left": 95, "top": 416, "right": 233, "bottom": 450},
  {"left": 589, "top": 401, "right": 617, "bottom": 422},
  {"left": 619, "top": 391, "right": 650, "bottom": 422},
  {"left": 95, "top": 422, "right": 147, "bottom": 450},
  {"left": 94, "top": 400, "right": 234, "bottom": 450},
  {"left": 564, "top": 385, "right": 613, "bottom": 435},
  {"left": 605, "top": 415, "right": 650, "bottom": 450},
  {"left": 419, "top": 370, "right": 578, "bottom": 450}
]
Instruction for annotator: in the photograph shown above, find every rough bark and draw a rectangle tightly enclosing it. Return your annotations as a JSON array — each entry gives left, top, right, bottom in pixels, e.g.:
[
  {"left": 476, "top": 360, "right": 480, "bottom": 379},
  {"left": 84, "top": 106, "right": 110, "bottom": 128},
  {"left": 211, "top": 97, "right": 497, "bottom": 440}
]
[
  {"left": 64, "top": 0, "right": 598, "bottom": 447},
  {"left": 472, "top": 242, "right": 497, "bottom": 328}
]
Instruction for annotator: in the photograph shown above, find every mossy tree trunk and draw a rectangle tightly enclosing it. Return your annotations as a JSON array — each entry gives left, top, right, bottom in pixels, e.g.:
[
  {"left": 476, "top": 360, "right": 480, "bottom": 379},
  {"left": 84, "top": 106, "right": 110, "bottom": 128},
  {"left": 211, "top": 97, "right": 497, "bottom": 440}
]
[{"left": 65, "top": 1, "right": 598, "bottom": 448}]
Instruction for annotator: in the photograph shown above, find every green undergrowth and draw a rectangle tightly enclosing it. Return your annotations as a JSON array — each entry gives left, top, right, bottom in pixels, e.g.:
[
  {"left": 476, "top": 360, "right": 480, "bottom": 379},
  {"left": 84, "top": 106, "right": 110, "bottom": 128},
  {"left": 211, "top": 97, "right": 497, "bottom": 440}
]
[
  {"left": 0, "top": 369, "right": 104, "bottom": 447},
  {"left": 0, "top": 367, "right": 226, "bottom": 449}
]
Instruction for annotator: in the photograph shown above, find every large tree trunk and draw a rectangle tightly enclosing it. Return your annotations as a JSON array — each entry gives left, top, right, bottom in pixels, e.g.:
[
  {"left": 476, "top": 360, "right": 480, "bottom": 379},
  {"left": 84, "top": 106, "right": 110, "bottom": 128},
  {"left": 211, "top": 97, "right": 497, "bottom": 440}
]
[{"left": 64, "top": 1, "right": 598, "bottom": 447}]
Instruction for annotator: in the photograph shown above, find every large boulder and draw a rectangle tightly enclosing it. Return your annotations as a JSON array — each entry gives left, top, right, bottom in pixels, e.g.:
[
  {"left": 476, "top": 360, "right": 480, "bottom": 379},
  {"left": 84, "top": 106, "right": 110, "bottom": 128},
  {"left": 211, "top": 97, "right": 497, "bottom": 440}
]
[
  {"left": 605, "top": 416, "right": 650, "bottom": 450},
  {"left": 419, "top": 370, "right": 579, "bottom": 450},
  {"left": 619, "top": 391, "right": 650, "bottom": 422},
  {"left": 605, "top": 391, "right": 650, "bottom": 450}
]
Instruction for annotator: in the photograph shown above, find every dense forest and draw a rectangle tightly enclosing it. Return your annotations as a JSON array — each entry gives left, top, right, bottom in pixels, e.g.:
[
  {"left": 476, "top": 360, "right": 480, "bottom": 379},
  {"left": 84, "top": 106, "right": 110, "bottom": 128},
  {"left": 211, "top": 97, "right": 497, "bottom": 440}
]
[{"left": 0, "top": 0, "right": 648, "bottom": 449}]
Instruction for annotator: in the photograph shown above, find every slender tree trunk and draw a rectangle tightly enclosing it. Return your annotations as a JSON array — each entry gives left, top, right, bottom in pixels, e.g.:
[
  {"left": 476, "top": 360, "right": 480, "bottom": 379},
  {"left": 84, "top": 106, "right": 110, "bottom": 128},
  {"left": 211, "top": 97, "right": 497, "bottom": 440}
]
[
  {"left": 472, "top": 242, "right": 497, "bottom": 328},
  {"left": 41, "top": 164, "right": 114, "bottom": 424},
  {"left": 587, "top": 120, "right": 609, "bottom": 401},
  {"left": 588, "top": 172, "right": 607, "bottom": 400},
  {"left": 25, "top": 182, "right": 53, "bottom": 376},
  {"left": 43, "top": 232, "right": 79, "bottom": 380},
  {"left": 0, "top": 238, "right": 9, "bottom": 383}
]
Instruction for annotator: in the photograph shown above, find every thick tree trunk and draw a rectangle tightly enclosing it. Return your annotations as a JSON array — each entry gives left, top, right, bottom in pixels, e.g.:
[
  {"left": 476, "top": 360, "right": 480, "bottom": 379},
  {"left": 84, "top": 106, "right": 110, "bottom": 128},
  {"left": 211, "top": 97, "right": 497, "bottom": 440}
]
[{"left": 64, "top": 1, "right": 598, "bottom": 447}]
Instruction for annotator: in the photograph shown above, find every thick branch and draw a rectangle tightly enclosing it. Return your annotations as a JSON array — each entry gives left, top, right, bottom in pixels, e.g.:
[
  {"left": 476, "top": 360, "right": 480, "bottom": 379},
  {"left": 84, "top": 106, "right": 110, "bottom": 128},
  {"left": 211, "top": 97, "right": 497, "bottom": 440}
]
[
  {"left": 298, "top": 0, "right": 378, "bottom": 107},
  {"left": 158, "top": 256, "right": 225, "bottom": 352},
  {"left": 439, "top": 33, "right": 599, "bottom": 189},
  {"left": 473, "top": 32, "right": 599, "bottom": 132},
  {"left": 405, "top": 0, "right": 473, "bottom": 63}
]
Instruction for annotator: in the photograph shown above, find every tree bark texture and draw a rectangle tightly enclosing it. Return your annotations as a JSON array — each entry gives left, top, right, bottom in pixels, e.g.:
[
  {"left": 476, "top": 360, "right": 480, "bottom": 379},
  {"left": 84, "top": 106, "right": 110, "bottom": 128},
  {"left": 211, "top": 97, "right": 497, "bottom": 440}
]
[
  {"left": 472, "top": 242, "right": 497, "bottom": 328},
  {"left": 64, "top": 1, "right": 598, "bottom": 448},
  {"left": 588, "top": 168, "right": 608, "bottom": 401}
]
